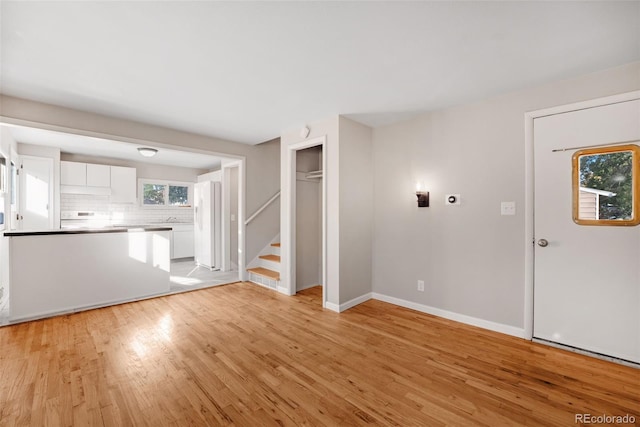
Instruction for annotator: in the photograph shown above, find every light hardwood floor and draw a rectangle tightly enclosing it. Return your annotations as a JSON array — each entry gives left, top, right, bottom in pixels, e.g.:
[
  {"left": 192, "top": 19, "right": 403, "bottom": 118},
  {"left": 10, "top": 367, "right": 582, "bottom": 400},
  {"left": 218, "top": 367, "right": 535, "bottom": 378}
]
[{"left": 0, "top": 283, "right": 638, "bottom": 426}]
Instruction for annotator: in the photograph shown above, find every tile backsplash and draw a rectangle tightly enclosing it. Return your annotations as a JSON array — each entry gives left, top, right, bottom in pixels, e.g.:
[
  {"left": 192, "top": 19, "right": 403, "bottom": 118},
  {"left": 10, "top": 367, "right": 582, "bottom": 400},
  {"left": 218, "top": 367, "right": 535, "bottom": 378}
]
[{"left": 61, "top": 194, "right": 194, "bottom": 225}]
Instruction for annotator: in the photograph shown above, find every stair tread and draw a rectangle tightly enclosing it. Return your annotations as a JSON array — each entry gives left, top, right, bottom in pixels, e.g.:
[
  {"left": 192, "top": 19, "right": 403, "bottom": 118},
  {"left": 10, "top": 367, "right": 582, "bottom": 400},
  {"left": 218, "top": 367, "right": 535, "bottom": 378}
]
[
  {"left": 271, "top": 243, "right": 281, "bottom": 247},
  {"left": 247, "top": 267, "right": 280, "bottom": 280},
  {"left": 259, "top": 254, "right": 281, "bottom": 262}
]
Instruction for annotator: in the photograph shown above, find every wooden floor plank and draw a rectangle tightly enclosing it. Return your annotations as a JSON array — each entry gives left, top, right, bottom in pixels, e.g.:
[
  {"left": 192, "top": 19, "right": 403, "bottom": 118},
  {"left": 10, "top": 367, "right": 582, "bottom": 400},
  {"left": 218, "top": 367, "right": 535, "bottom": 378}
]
[{"left": 0, "top": 283, "right": 638, "bottom": 426}]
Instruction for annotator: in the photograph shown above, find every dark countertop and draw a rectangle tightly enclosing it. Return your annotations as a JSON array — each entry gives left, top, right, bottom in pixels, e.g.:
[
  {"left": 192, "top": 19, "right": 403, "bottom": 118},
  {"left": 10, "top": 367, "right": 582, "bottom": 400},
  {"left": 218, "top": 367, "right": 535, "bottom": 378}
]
[{"left": 4, "top": 226, "right": 173, "bottom": 237}]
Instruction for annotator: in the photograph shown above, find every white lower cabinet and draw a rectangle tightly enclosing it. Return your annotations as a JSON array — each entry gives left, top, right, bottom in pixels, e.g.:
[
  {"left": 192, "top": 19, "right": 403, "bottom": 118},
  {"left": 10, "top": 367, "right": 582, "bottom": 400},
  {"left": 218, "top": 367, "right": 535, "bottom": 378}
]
[{"left": 171, "top": 224, "right": 194, "bottom": 259}]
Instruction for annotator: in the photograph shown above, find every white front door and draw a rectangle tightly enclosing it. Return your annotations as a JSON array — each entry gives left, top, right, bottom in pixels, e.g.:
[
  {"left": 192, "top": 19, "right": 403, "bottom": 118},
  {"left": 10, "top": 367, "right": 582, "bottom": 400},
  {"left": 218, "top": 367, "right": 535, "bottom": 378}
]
[
  {"left": 19, "top": 156, "right": 53, "bottom": 230},
  {"left": 533, "top": 98, "right": 640, "bottom": 364}
]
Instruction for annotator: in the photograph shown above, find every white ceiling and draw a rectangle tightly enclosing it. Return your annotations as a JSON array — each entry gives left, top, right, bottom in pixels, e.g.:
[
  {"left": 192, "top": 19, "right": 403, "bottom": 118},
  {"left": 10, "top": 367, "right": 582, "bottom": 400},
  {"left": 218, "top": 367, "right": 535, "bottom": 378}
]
[
  {"left": 7, "top": 125, "right": 225, "bottom": 170},
  {"left": 1, "top": 1, "right": 639, "bottom": 145}
]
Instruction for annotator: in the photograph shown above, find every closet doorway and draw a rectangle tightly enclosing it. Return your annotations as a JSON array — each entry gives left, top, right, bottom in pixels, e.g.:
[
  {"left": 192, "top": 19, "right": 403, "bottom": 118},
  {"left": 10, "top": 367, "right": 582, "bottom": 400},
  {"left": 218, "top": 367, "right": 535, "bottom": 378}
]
[
  {"left": 295, "top": 146, "right": 323, "bottom": 300},
  {"left": 283, "top": 135, "right": 327, "bottom": 306}
]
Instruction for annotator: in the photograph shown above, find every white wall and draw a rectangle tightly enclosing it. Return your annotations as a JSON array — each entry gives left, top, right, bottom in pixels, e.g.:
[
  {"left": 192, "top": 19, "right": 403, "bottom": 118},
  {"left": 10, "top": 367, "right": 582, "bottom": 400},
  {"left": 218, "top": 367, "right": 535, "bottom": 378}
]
[
  {"left": 61, "top": 194, "right": 195, "bottom": 225},
  {"left": 372, "top": 61, "right": 640, "bottom": 331},
  {"left": 0, "top": 96, "right": 281, "bottom": 265},
  {"left": 198, "top": 170, "right": 222, "bottom": 182}
]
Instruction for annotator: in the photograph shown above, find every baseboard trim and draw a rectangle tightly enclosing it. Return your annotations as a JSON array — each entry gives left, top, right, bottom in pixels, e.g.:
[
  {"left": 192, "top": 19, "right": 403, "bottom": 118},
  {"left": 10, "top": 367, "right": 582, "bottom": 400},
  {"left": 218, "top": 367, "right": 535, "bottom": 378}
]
[
  {"left": 371, "top": 292, "right": 525, "bottom": 339},
  {"left": 324, "top": 301, "right": 340, "bottom": 312},
  {"left": 324, "top": 293, "right": 373, "bottom": 313},
  {"left": 339, "top": 292, "right": 373, "bottom": 312},
  {"left": 296, "top": 283, "right": 320, "bottom": 292},
  {"left": 277, "top": 285, "right": 291, "bottom": 295}
]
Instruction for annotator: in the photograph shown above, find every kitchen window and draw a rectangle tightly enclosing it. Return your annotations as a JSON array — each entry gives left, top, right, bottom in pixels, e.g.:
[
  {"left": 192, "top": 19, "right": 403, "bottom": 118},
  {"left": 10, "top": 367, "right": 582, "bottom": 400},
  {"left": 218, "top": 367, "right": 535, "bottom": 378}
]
[{"left": 139, "top": 179, "right": 193, "bottom": 207}]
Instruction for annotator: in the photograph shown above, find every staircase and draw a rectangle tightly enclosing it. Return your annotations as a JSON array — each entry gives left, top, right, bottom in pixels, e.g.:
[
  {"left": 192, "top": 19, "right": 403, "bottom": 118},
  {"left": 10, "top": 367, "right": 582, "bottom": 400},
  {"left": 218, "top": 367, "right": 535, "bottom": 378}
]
[{"left": 247, "top": 242, "right": 281, "bottom": 290}]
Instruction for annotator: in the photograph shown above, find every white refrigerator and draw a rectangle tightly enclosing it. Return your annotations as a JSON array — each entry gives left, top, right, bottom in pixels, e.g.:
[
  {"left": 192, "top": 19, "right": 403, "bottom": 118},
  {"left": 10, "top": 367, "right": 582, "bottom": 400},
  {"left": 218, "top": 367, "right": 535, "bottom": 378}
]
[{"left": 194, "top": 181, "right": 221, "bottom": 270}]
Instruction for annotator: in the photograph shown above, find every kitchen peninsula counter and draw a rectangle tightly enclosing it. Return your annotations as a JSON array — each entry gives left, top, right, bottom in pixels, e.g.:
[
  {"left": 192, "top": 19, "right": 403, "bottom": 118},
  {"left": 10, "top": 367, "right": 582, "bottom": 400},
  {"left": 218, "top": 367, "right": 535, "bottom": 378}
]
[
  {"left": 5, "top": 225, "right": 172, "bottom": 236},
  {"left": 5, "top": 227, "right": 172, "bottom": 322}
]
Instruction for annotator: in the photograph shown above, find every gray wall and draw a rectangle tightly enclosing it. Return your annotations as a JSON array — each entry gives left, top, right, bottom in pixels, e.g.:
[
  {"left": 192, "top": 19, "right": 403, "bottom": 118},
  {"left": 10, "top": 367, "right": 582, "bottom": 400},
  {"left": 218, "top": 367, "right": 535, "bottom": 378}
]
[
  {"left": 245, "top": 138, "right": 281, "bottom": 264},
  {"left": 0, "top": 95, "right": 281, "bottom": 264},
  {"left": 372, "top": 61, "right": 640, "bottom": 329},
  {"left": 339, "top": 118, "right": 373, "bottom": 303}
]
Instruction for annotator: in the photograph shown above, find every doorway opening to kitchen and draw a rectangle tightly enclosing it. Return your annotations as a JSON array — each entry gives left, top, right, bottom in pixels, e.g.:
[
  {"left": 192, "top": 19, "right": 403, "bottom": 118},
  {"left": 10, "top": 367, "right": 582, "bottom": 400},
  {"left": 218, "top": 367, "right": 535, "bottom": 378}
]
[
  {"left": 174, "top": 159, "right": 242, "bottom": 292},
  {"left": 0, "top": 124, "right": 246, "bottom": 326}
]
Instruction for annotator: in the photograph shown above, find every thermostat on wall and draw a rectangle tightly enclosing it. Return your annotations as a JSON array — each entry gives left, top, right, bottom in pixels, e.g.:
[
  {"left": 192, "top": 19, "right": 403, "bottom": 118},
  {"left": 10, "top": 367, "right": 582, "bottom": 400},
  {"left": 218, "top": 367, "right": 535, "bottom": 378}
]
[{"left": 445, "top": 194, "right": 461, "bottom": 205}]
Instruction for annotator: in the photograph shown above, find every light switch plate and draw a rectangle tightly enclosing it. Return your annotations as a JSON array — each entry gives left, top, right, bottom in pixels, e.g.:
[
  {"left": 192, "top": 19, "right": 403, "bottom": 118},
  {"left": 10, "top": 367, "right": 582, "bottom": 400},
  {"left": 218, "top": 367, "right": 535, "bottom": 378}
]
[{"left": 501, "top": 201, "right": 516, "bottom": 215}]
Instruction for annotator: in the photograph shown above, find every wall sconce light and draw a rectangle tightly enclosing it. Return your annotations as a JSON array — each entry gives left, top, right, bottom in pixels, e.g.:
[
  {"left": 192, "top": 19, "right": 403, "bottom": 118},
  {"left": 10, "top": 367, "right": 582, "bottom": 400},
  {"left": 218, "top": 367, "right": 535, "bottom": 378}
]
[{"left": 416, "top": 181, "right": 429, "bottom": 207}]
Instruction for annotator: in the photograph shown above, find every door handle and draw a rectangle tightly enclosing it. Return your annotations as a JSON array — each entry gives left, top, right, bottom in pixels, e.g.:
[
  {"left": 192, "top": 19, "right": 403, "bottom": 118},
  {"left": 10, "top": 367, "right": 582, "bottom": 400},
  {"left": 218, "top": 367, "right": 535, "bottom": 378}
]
[{"left": 537, "top": 239, "right": 549, "bottom": 247}]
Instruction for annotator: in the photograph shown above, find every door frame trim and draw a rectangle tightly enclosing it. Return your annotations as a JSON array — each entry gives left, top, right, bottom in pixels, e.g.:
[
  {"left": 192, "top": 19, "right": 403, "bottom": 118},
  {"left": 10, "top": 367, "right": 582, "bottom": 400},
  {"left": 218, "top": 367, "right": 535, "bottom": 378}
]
[
  {"left": 221, "top": 160, "right": 242, "bottom": 274},
  {"left": 524, "top": 90, "right": 640, "bottom": 340},
  {"left": 19, "top": 154, "right": 55, "bottom": 230},
  {"left": 283, "top": 135, "right": 327, "bottom": 307}
]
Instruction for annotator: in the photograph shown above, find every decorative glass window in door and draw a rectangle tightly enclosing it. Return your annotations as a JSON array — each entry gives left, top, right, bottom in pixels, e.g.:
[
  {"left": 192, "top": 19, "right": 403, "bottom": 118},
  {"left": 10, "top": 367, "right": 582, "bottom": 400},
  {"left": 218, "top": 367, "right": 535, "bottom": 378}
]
[{"left": 573, "top": 144, "right": 640, "bottom": 226}]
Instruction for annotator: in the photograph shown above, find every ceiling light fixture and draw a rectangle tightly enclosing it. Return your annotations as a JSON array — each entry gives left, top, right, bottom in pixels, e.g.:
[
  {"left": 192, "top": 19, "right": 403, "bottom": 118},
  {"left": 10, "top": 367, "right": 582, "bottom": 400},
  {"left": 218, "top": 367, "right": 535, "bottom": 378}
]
[{"left": 137, "top": 147, "right": 158, "bottom": 157}]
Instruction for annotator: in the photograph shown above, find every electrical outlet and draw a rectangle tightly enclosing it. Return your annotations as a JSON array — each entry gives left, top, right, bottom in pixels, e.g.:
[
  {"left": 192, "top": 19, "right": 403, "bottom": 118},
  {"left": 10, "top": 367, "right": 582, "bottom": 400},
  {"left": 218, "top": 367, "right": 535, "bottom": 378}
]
[
  {"left": 417, "top": 280, "right": 425, "bottom": 292},
  {"left": 501, "top": 201, "right": 516, "bottom": 215}
]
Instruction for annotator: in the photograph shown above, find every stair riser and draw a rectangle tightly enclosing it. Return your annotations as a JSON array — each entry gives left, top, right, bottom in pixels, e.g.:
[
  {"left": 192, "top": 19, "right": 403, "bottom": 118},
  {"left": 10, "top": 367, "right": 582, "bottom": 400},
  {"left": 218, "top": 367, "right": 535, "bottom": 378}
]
[
  {"left": 248, "top": 273, "right": 279, "bottom": 290},
  {"left": 259, "top": 255, "right": 281, "bottom": 263},
  {"left": 258, "top": 259, "right": 281, "bottom": 271},
  {"left": 270, "top": 247, "right": 281, "bottom": 256}
]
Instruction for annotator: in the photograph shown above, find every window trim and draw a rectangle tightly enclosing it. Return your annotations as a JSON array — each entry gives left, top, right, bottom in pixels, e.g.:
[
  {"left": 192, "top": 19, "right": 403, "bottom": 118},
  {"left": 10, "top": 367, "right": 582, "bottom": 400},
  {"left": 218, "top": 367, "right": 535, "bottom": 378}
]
[
  {"left": 138, "top": 179, "right": 194, "bottom": 208},
  {"left": 572, "top": 144, "right": 640, "bottom": 226}
]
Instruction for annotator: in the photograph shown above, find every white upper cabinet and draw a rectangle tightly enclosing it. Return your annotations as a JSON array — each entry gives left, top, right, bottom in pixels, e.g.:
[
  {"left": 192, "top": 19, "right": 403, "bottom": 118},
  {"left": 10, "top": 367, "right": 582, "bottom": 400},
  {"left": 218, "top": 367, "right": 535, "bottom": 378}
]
[
  {"left": 61, "top": 161, "right": 87, "bottom": 186},
  {"left": 86, "top": 164, "right": 110, "bottom": 187},
  {"left": 61, "top": 161, "right": 134, "bottom": 200},
  {"left": 61, "top": 161, "right": 110, "bottom": 188},
  {"left": 110, "top": 166, "right": 136, "bottom": 203}
]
